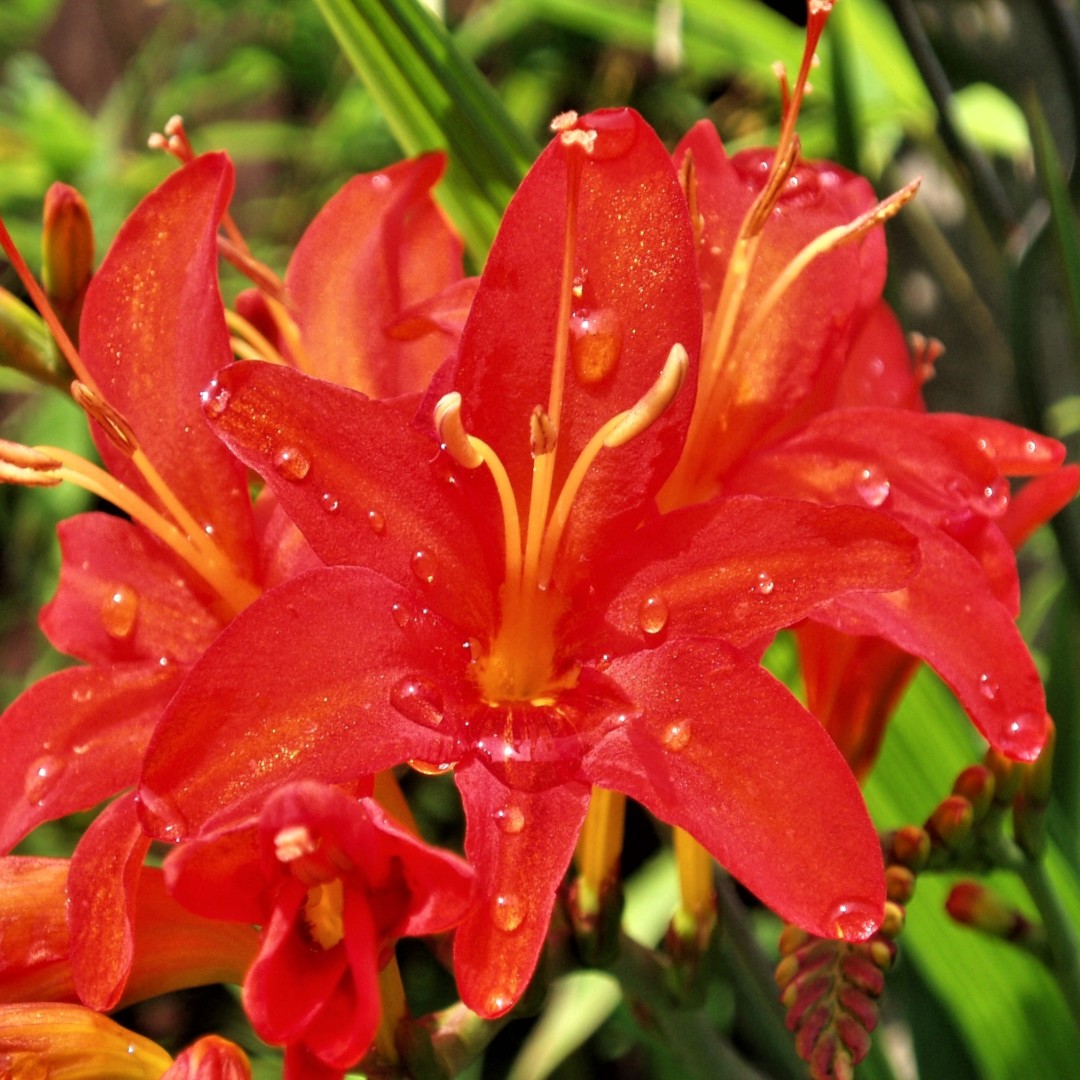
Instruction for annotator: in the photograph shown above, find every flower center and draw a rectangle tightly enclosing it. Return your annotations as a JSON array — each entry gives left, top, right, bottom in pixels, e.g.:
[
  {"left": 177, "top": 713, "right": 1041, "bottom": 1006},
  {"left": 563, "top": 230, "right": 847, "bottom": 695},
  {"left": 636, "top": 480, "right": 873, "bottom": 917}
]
[{"left": 435, "top": 116, "right": 688, "bottom": 705}]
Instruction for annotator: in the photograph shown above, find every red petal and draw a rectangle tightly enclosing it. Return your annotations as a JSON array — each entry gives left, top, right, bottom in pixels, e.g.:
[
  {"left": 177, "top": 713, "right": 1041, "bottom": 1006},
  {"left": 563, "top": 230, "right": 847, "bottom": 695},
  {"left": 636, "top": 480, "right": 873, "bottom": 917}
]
[
  {"left": 203, "top": 361, "right": 496, "bottom": 634},
  {"left": 1000, "top": 465, "right": 1080, "bottom": 549},
  {"left": 138, "top": 568, "right": 460, "bottom": 839},
  {"left": 586, "top": 639, "right": 885, "bottom": 940},
  {"left": 162, "top": 1036, "right": 252, "bottom": 1080},
  {"left": 0, "top": 858, "right": 72, "bottom": 1003},
  {"left": 451, "top": 109, "right": 702, "bottom": 575},
  {"left": 832, "top": 302, "right": 924, "bottom": 411},
  {"left": 453, "top": 759, "right": 589, "bottom": 1017},
  {"left": 79, "top": 153, "right": 255, "bottom": 573},
  {"left": 0, "top": 661, "right": 181, "bottom": 852},
  {"left": 244, "top": 883, "right": 347, "bottom": 1043},
  {"left": 286, "top": 154, "right": 463, "bottom": 397},
  {"left": 41, "top": 513, "right": 223, "bottom": 665},
  {"left": 815, "top": 521, "right": 1048, "bottom": 760},
  {"left": 67, "top": 794, "right": 150, "bottom": 1010},
  {"left": 674, "top": 123, "right": 884, "bottom": 472},
  {"left": 579, "top": 496, "right": 918, "bottom": 655}
]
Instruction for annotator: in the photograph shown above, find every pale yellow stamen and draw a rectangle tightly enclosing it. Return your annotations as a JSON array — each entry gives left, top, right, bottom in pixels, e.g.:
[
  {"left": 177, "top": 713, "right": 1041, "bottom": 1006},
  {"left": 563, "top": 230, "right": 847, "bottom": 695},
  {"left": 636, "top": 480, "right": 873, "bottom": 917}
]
[
  {"left": 274, "top": 824, "right": 317, "bottom": 864},
  {"left": 224, "top": 308, "right": 288, "bottom": 366},
  {"left": 303, "top": 878, "right": 345, "bottom": 950}
]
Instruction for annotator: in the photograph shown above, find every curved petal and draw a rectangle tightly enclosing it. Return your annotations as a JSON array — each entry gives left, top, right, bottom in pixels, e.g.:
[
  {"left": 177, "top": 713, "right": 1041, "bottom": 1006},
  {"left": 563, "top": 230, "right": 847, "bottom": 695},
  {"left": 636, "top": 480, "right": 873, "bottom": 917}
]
[
  {"left": 203, "top": 361, "right": 496, "bottom": 635},
  {"left": 0, "top": 660, "right": 182, "bottom": 852},
  {"left": 453, "top": 759, "right": 589, "bottom": 1017},
  {"left": 0, "top": 857, "right": 73, "bottom": 1004},
  {"left": 40, "top": 513, "right": 223, "bottom": 665},
  {"left": 80, "top": 152, "right": 255, "bottom": 573},
  {"left": 138, "top": 567, "right": 461, "bottom": 839},
  {"left": 832, "top": 301, "right": 924, "bottom": 411},
  {"left": 286, "top": 153, "right": 463, "bottom": 397},
  {"left": 673, "top": 122, "right": 884, "bottom": 472},
  {"left": 814, "top": 521, "right": 1048, "bottom": 760},
  {"left": 451, "top": 108, "right": 702, "bottom": 577},
  {"left": 67, "top": 793, "right": 150, "bottom": 1010},
  {"left": 586, "top": 639, "right": 885, "bottom": 940},
  {"left": 577, "top": 496, "right": 918, "bottom": 656},
  {"left": 1000, "top": 465, "right": 1080, "bottom": 549}
]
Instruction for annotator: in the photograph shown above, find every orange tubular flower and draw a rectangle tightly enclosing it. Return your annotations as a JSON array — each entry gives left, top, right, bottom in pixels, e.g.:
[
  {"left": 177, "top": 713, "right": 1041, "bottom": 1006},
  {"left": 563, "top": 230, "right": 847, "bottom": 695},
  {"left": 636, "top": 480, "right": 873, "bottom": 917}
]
[{"left": 138, "top": 107, "right": 921, "bottom": 1017}]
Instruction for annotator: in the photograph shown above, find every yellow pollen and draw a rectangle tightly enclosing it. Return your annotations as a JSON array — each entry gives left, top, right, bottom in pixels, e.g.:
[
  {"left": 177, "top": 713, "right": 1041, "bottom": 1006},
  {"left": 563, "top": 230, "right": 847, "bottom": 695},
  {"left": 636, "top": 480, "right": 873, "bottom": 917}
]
[
  {"left": 303, "top": 879, "right": 346, "bottom": 951},
  {"left": 274, "top": 824, "right": 317, "bottom": 864}
]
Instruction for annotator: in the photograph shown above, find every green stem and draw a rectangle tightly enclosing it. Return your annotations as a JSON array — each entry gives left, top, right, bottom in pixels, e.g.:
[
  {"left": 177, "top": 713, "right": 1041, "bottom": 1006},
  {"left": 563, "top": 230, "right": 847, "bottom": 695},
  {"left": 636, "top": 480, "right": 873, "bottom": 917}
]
[
  {"left": 609, "top": 934, "right": 769, "bottom": 1080},
  {"left": 1018, "top": 856, "right": 1080, "bottom": 1033}
]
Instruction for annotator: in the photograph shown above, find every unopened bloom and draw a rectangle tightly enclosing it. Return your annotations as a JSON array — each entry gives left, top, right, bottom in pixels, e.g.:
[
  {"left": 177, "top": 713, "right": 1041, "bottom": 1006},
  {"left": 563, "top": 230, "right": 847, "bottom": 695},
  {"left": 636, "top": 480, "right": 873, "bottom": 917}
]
[{"left": 139, "top": 107, "right": 919, "bottom": 1015}]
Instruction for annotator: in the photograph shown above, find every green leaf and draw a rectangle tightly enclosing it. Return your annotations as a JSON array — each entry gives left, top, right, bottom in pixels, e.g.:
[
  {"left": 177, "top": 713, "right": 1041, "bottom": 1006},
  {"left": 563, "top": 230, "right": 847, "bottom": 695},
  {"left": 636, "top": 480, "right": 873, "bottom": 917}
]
[{"left": 311, "top": 0, "right": 537, "bottom": 263}]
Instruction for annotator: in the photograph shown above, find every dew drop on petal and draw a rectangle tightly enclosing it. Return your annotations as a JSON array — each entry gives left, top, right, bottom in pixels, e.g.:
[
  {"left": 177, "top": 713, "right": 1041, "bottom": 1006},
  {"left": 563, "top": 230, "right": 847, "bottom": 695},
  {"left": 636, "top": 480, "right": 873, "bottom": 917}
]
[
  {"left": 980, "top": 478, "right": 1010, "bottom": 518},
  {"left": 320, "top": 492, "right": 339, "bottom": 514},
  {"left": 200, "top": 379, "right": 230, "bottom": 419},
  {"left": 25, "top": 755, "right": 65, "bottom": 805},
  {"left": 408, "top": 759, "right": 456, "bottom": 776},
  {"left": 854, "top": 465, "right": 891, "bottom": 508},
  {"left": 101, "top": 586, "right": 139, "bottom": 639},
  {"left": 463, "top": 637, "right": 482, "bottom": 664},
  {"left": 389, "top": 676, "right": 445, "bottom": 729},
  {"left": 978, "top": 673, "right": 999, "bottom": 701},
  {"left": 1006, "top": 711, "right": 1044, "bottom": 747},
  {"left": 410, "top": 550, "right": 437, "bottom": 585},
  {"left": 662, "top": 720, "right": 691, "bottom": 752},
  {"left": 492, "top": 893, "right": 526, "bottom": 933},
  {"left": 827, "top": 897, "right": 881, "bottom": 941},
  {"left": 570, "top": 307, "right": 622, "bottom": 385},
  {"left": 273, "top": 446, "right": 310, "bottom": 482},
  {"left": 754, "top": 572, "right": 775, "bottom": 596},
  {"left": 391, "top": 603, "right": 411, "bottom": 630},
  {"left": 367, "top": 509, "right": 386, "bottom": 535},
  {"left": 638, "top": 593, "right": 669, "bottom": 635},
  {"left": 134, "top": 789, "right": 190, "bottom": 842},
  {"left": 582, "top": 109, "right": 638, "bottom": 160},
  {"left": 495, "top": 803, "right": 525, "bottom": 835}
]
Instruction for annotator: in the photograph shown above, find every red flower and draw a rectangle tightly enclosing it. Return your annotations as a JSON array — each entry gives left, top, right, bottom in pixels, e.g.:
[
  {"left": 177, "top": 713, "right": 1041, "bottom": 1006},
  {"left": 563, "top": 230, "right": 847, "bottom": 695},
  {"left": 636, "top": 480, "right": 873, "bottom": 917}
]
[
  {"left": 164, "top": 781, "right": 473, "bottom": 1076},
  {"left": 138, "top": 108, "right": 919, "bottom": 1015},
  {"left": 659, "top": 20, "right": 1075, "bottom": 768}
]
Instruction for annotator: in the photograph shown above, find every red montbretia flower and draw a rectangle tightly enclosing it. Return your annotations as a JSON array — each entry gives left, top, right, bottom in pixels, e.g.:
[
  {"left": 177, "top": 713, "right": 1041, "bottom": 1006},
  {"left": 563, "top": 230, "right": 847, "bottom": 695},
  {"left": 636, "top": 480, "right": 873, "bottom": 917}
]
[
  {"left": 164, "top": 781, "right": 474, "bottom": 1077},
  {"left": 658, "top": 2, "right": 1076, "bottom": 772},
  {"left": 138, "top": 107, "right": 921, "bottom": 1016}
]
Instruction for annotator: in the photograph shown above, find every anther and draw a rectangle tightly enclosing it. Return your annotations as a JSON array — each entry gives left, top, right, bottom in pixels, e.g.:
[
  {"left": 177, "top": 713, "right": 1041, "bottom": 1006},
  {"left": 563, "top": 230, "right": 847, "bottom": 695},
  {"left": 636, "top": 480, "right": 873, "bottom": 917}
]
[
  {"left": 604, "top": 344, "right": 689, "bottom": 449},
  {"left": 71, "top": 381, "right": 139, "bottom": 457},
  {"left": 560, "top": 128, "right": 598, "bottom": 154},
  {"left": 274, "top": 824, "right": 317, "bottom": 864},
  {"left": 550, "top": 111, "right": 579, "bottom": 133},
  {"left": 0, "top": 439, "right": 62, "bottom": 486},
  {"left": 434, "top": 392, "right": 484, "bottom": 469},
  {"left": 531, "top": 407, "right": 558, "bottom": 457}
]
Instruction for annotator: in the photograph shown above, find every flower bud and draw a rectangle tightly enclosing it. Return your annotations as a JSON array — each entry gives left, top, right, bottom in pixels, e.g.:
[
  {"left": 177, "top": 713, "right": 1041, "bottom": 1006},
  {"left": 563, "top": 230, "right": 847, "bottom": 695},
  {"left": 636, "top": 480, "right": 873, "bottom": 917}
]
[
  {"left": 163, "top": 1035, "right": 252, "bottom": 1079},
  {"left": 886, "top": 825, "right": 931, "bottom": 872},
  {"left": 952, "top": 764, "right": 996, "bottom": 822},
  {"left": 946, "top": 881, "right": 1024, "bottom": 939},
  {"left": 42, "top": 182, "right": 94, "bottom": 343},
  {"left": 1014, "top": 718, "right": 1056, "bottom": 858},
  {"left": 984, "top": 746, "right": 1024, "bottom": 806},
  {"left": 925, "top": 795, "right": 974, "bottom": 854},
  {"left": 0, "top": 285, "right": 69, "bottom": 388}
]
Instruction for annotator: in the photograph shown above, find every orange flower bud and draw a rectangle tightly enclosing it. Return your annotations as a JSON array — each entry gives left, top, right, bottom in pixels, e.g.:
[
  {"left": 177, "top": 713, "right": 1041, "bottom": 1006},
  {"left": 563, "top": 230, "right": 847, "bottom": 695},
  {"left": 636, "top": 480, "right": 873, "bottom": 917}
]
[
  {"left": 41, "top": 182, "right": 94, "bottom": 342},
  {"left": 946, "top": 881, "right": 1024, "bottom": 939}
]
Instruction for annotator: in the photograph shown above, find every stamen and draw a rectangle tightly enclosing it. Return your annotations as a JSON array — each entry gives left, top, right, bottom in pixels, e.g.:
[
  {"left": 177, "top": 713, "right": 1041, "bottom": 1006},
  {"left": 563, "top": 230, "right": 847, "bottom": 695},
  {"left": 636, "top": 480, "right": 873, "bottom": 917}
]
[
  {"left": 575, "top": 787, "right": 626, "bottom": 914},
  {"left": 303, "top": 879, "right": 345, "bottom": 950},
  {"left": 550, "top": 111, "right": 579, "bottom": 133},
  {"left": 678, "top": 152, "right": 704, "bottom": 249},
  {"left": 70, "top": 381, "right": 138, "bottom": 457},
  {"left": 0, "top": 439, "right": 62, "bottom": 486},
  {"left": 530, "top": 407, "right": 557, "bottom": 457},
  {"left": 274, "top": 824, "right": 317, "bottom": 864},
  {"left": 910, "top": 332, "right": 943, "bottom": 386},
  {"left": 746, "top": 133, "right": 802, "bottom": 238},
  {"left": 435, "top": 392, "right": 484, "bottom": 469},
  {"left": 603, "top": 344, "right": 688, "bottom": 448},
  {"left": 224, "top": 309, "right": 287, "bottom": 365}
]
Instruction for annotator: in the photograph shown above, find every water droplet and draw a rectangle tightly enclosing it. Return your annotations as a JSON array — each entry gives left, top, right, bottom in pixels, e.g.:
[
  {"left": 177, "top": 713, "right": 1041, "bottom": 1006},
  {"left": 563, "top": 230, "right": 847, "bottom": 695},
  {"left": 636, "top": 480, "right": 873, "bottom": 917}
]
[
  {"left": 408, "top": 759, "right": 456, "bottom": 776},
  {"left": 980, "top": 478, "right": 1010, "bottom": 518},
  {"left": 1004, "top": 711, "right": 1044, "bottom": 748},
  {"left": 978, "top": 673, "right": 999, "bottom": 701},
  {"left": 570, "top": 307, "right": 622, "bottom": 385},
  {"left": 495, "top": 804, "right": 525, "bottom": 835},
  {"left": 581, "top": 108, "right": 638, "bottom": 159},
  {"left": 101, "top": 586, "right": 139, "bottom": 639},
  {"left": 854, "top": 465, "right": 891, "bottom": 508},
  {"left": 367, "top": 509, "right": 386, "bottom": 535},
  {"left": 371, "top": 173, "right": 391, "bottom": 192},
  {"left": 390, "top": 676, "right": 445, "bottom": 729},
  {"left": 754, "top": 572, "right": 775, "bottom": 596},
  {"left": 463, "top": 637, "right": 482, "bottom": 664},
  {"left": 492, "top": 893, "right": 526, "bottom": 932},
  {"left": 200, "top": 379, "right": 231, "bottom": 418},
  {"left": 320, "top": 492, "right": 339, "bottom": 514},
  {"left": 134, "top": 789, "right": 189, "bottom": 841},
  {"left": 638, "top": 594, "right": 669, "bottom": 635},
  {"left": 662, "top": 720, "right": 691, "bottom": 751},
  {"left": 410, "top": 550, "right": 437, "bottom": 586},
  {"left": 484, "top": 992, "right": 512, "bottom": 1016},
  {"left": 391, "top": 603, "right": 411, "bottom": 630},
  {"left": 1025, "top": 439, "right": 1038, "bottom": 456},
  {"left": 273, "top": 445, "right": 310, "bottom": 482},
  {"left": 25, "top": 755, "right": 65, "bottom": 805},
  {"left": 827, "top": 898, "right": 881, "bottom": 941}
]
